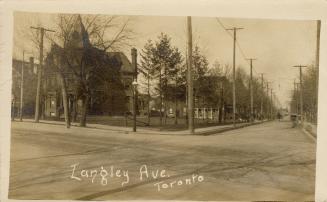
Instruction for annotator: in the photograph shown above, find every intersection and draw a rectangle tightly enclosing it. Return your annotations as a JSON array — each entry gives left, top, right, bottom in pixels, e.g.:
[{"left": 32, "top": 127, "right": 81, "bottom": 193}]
[{"left": 9, "top": 119, "right": 316, "bottom": 201}]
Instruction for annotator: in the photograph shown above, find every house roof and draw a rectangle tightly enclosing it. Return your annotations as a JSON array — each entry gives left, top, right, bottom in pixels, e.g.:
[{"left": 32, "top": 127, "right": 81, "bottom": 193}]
[
  {"left": 68, "top": 15, "right": 91, "bottom": 49},
  {"left": 69, "top": 15, "right": 133, "bottom": 74},
  {"left": 44, "top": 15, "right": 133, "bottom": 74},
  {"left": 107, "top": 52, "right": 133, "bottom": 74}
]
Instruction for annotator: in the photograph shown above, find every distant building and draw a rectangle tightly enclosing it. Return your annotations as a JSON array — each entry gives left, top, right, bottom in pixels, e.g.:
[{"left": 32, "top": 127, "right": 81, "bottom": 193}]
[{"left": 11, "top": 57, "right": 38, "bottom": 117}]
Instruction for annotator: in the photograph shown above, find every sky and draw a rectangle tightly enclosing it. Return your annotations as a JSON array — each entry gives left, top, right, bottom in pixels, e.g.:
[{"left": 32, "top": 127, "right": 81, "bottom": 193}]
[{"left": 13, "top": 12, "right": 318, "bottom": 108}]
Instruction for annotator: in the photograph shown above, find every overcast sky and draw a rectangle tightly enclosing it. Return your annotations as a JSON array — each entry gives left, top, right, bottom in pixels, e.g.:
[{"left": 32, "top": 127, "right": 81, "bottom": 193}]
[{"left": 13, "top": 12, "right": 318, "bottom": 108}]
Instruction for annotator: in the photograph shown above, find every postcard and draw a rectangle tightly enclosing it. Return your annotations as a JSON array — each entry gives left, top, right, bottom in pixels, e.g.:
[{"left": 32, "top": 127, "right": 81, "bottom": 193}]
[{"left": 1, "top": 0, "right": 327, "bottom": 201}]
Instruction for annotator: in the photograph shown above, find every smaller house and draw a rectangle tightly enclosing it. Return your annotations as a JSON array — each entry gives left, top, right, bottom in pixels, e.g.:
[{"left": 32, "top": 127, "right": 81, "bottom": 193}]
[{"left": 11, "top": 57, "right": 38, "bottom": 117}]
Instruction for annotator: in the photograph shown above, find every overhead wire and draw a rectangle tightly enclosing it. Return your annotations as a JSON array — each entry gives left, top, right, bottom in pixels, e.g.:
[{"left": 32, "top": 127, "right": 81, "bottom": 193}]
[
  {"left": 215, "top": 18, "right": 283, "bottom": 105},
  {"left": 215, "top": 18, "right": 250, "bottom": 66},
  {"left": 215, "top": 18, "right": 269, "bottom": 78}
]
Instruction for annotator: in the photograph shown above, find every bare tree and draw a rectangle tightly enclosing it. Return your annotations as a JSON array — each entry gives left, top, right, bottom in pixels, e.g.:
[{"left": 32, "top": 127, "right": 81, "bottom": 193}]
[
  {"left": 51, "top": 14, "right": 134, "bottom": 52},
  {"left": 47, "top": 14, "right": 134, "bottom": 127},
  {"left": 45, "top": 45, "right": 71, "bottom": 128}
]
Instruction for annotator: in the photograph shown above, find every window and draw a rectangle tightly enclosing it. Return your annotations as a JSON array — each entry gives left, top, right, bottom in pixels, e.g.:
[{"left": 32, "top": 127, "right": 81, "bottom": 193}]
[{"left": 50, "top": 97, "right": 56, "bottom": 107}]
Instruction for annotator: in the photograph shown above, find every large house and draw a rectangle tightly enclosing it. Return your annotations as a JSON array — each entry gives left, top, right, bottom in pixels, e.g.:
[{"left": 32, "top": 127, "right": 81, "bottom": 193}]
[
  {"left": 42, "top": 17, "right": 135, "bottom": 119},
  {"left": 12, "top": 16, "right": 135, "bottom": 120}
]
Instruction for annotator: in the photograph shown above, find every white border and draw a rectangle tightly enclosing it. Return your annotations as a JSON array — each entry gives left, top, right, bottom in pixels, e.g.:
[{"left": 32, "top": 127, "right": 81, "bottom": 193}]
[{"left": 1, "top": 0, "right": 327, "bottom": 201}]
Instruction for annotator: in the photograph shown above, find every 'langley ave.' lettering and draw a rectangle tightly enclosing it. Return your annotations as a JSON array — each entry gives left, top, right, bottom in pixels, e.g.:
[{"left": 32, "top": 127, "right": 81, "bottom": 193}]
[
  {"left": 70, "top": 163, "right": 130, "bottom": 186},
  {"left": 139, "top": 164, "right": 169, "bottom": 180},
  {"left": 69, "top": 163, "right": 204, "bottom": 191}
]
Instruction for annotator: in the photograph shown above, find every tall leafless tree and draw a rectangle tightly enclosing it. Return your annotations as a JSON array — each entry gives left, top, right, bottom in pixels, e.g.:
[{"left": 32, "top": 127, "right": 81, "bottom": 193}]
[{"left": 47, "top": 14, "right": 134, "bottom": 127}]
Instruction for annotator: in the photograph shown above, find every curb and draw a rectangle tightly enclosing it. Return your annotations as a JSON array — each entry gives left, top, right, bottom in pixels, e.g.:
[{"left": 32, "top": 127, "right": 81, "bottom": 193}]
[
  {"left": 195, "top": 121, "right": 265, "bottom": 136},
  {"left": 130, "top": 121, "right": 267, "bottom": 136},
  {"left": 16, "top": 119, "right": 268, "bottom": 136},
  {"left": 301, "top": 127, "right": 316, "bottom": 142}
]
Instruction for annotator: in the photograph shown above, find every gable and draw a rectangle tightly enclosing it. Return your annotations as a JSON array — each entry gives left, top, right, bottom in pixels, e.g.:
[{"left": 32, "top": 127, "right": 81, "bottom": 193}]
[{"left": 107, "top": 52, "right": 133, "bottom": 74}]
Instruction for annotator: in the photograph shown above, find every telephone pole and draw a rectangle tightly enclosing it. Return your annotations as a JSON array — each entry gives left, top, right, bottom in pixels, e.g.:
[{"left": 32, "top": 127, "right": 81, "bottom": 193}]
[
  {"left": 270, "top": 88, "right": 273, "bottom": 119},
  {"left": 316, "top": 20, "right": 321, "bottom": 85},
  {"left": 293, "top": 79, "right": 297, "bottom": 114},
  {"left": 187, "top": 16, "right": 194, "bottom": 133},
  {"left": 19, "top": 51, "right": 25, "bottom": 122},
  {"left": 315, "top": 20, "right": 321, "bottom": 123},
  {"left": 296, "top": 83, "right": 301, "bottom": 115},
  {"left": 246, "top": 58, "right": 256, "bottom": 122},
  {"left": 293, "top": 65, "right": 307, "bottom": 125},
  {"left": 131, "top": 48, "right": 138, "bottom": 132},
  {"left": 227, "top": 27, "right": 243, "bottom": 127},
  {"left": 260, "top": 73, "right": 264, "bottom": 121},
  {"left": 31, "top": 26, "right": 55, "bottom": 123}
]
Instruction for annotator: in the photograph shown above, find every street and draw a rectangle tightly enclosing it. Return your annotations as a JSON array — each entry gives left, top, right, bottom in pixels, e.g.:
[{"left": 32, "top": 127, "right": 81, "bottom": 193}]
[{"left": 8, "top": 119, "right": 316, "bottom": 201}]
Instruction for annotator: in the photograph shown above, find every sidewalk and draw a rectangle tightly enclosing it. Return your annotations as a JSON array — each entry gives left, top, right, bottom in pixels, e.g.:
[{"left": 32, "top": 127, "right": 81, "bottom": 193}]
[
  {"left": 302, "top": 121, "right": 317, "bottom": 141},
  {"left": 18, "top": 118, "right": 267, "bottom": 136}
]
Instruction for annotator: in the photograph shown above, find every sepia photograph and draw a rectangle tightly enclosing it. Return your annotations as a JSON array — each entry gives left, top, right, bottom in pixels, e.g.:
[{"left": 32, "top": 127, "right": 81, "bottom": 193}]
[{"left": 8, "top": 10, "right": 319, "bottom": 201}]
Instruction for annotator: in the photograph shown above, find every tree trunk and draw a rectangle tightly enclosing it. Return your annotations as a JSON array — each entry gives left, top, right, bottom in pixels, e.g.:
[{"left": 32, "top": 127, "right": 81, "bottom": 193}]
[
  {"left": 218, "top": 98, "right": 222, "bottom": 123},
  {"left": 185, "top": 84, "right": 188, "bottom": 126},
  {"left": 11, "top": 96, "right": 15, "bottom": 121},
  {"left": 41, "top": 96, "right": 45, "bottom": 120},
  {"left": 80, "top": 95, "right": 88, "bottom": 127},
  {"left": 164, "top": 66, "right": 167, "bottom": 125},
  {"left": 221, "top": 84, "right": 225, "bottom": 123},
  {"left": 159, "top": 70, "right": 162, "bottom": 126},
  {"left": 174, "top": 74, "right": 178, "bottom": 125},
  {"left": 72, "top": 97, "right": 77, "bottom": 122},
  {"left": 164, "top": 68, "right": 167, "bottom": 125},
  {"left": 174, "top": 97, "right": 178, "bottom": 125},
  {"left": 147, "top": 73, "right": 151, "bottom": 126},
  {"left": 164, "top": 100, "right": 167, "bottom": 125},
  {"left": 59, "top": 73, "right": 70, "bottom": 128}
]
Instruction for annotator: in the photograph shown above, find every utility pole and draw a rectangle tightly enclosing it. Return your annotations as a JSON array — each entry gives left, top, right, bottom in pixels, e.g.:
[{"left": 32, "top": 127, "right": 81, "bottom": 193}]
[
  {"left": 316, "top": 20, "right": 321, "bottom": 84},
  {"left": 19, "top": 51, "right": 25, "bottom": 122},
  {"left": 260, "top": 73, "right": 264, "bottom": 121},
  {"left": 227, "top": 27, "right": 243, "bottom": 127},
  {"left": 293, "top": 79, "right": 297, "bottom": 114},
  {"left": 270, "top": 88, "right": 273, "bottom": 120},
  {"left": 187, "top": 16, "right": 194, "bottom": 133},
  {"left": 293, "top": 65, "right": 307, "bottom": 125},
  {"left": 246, "top": 58, "right": 256, "bottom": 123},
  {"left": 296, "top": 83, "right": 301, "bottom": 115},
  {"left": 315, "top": 20, "right": 321, "bottom": 123},
  {"left": 31, "top": 26, "right": 55, "bottom": 123},
  {"left": 132, "top": 48, "right": 138, "bottom": 132}
]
